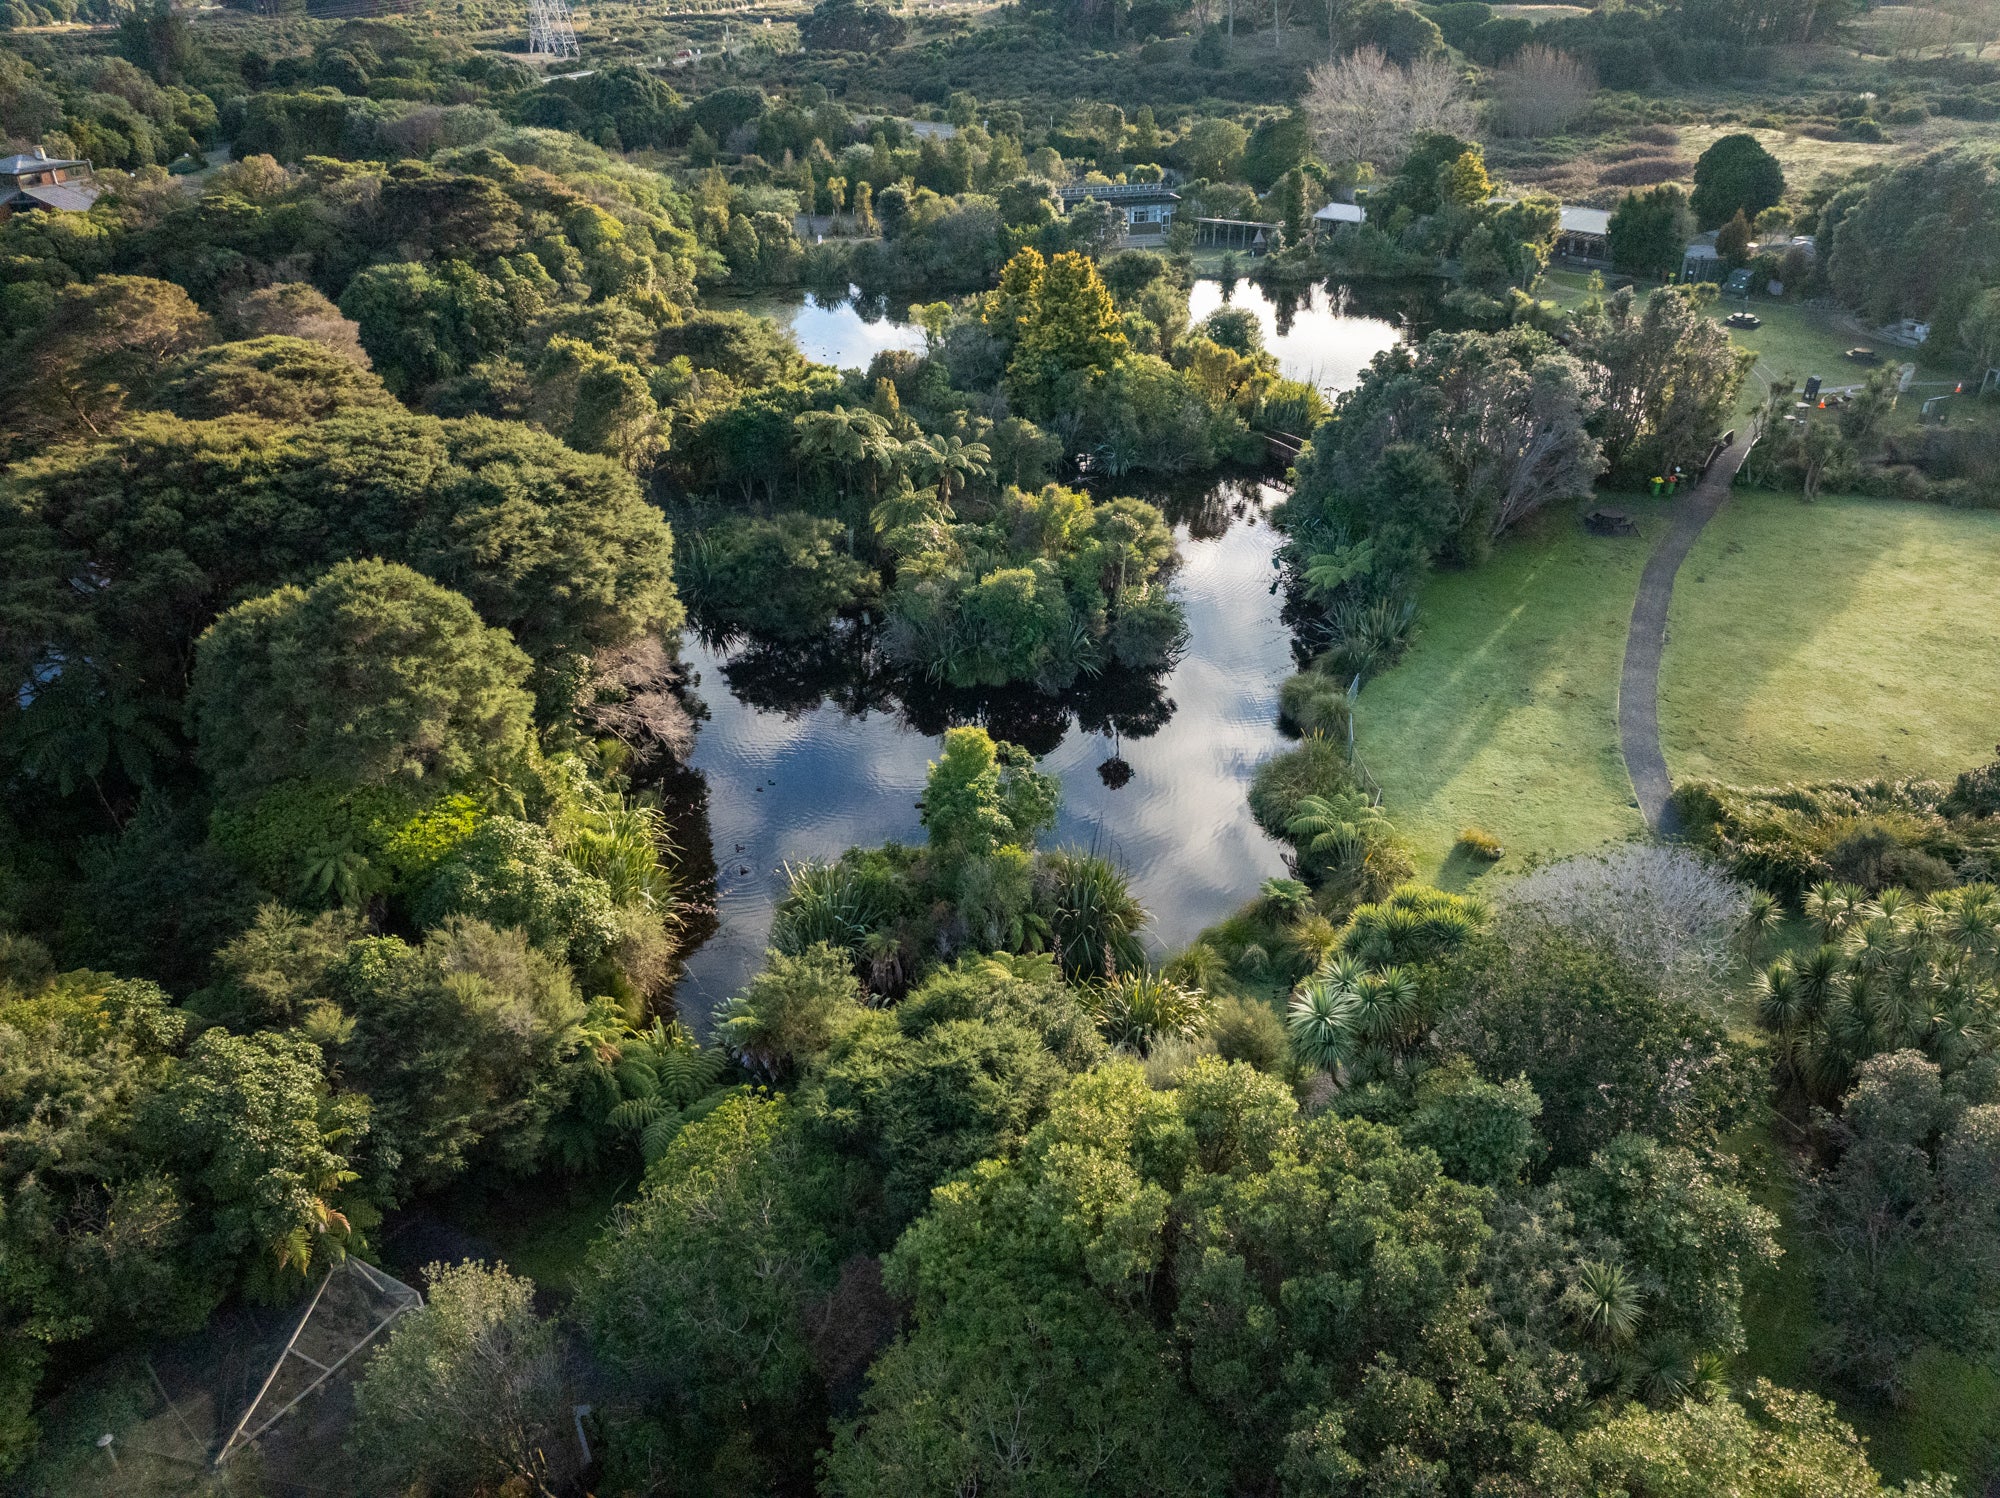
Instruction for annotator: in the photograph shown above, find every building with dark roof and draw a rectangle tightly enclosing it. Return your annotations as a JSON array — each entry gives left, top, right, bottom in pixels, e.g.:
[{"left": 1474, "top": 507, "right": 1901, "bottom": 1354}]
[
  {"left": 1056, "top": 181, "right": 1179, "bottom": 244},
  {"left": 0, "top": 149, "right": 100, "bottom": 222}
]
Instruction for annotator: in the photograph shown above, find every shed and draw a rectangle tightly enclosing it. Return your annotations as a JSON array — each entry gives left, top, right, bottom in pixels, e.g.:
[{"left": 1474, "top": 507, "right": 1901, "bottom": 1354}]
[
  {"left": 1312, "top": 201, "right": 1366, "bottom": 228},
  {"left": 1681, "top": 233, "right": 1722, "bottom": 282},
  {"left": 1555, "top": 205, "right": 1611, "bottom": 266}
]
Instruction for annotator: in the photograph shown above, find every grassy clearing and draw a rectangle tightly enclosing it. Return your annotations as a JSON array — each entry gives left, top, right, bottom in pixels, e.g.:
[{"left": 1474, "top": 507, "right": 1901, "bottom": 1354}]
[
  {"left": 1660, "top": 490, "right": 2000, "bottom": 790},
  {"left": 1538, "top": 270, "right": 1981, "bottom": 423},
  {"left": 1352, "top": 502, "right": 1661, "bottom": 880}
]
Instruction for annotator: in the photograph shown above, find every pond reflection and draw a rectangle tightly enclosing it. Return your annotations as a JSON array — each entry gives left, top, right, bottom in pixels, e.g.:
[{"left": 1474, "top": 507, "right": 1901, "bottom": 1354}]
[
  {"left": 666, "top": 480, "right": 1304, "bottom": 1025},
  {"left": 666, "top": 277, "right": 1416, "bottom": 1022},
  {"left": 1188, "top": 277, "right": 1408, "bottom": 394},
  {"left": 727, "top": 284, "right": 929, "bottom": 370}
]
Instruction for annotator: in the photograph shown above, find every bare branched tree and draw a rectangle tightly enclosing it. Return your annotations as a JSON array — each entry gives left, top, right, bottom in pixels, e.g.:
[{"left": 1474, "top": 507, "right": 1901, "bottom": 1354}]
[
  {"left": 1502, "top": 846, "right": 1751, "bottom": 1013},
  {"left": 1486, "top": 45, "right": 1597, "bottom": 139},
  {"left": 1303, "top": 46, "right": 1475, "bottom": 171}
]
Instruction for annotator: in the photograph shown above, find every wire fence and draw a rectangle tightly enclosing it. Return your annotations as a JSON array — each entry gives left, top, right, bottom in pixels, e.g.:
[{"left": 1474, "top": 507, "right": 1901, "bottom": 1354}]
[{"left": 1345, "top": 674, "right": 1383, "bottom": 806}]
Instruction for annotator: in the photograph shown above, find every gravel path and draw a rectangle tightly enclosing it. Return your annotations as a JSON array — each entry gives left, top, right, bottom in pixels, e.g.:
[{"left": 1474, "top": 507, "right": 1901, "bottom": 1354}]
[{"left": 1618, "top": 434, "right": 1755, "bottom": 835}]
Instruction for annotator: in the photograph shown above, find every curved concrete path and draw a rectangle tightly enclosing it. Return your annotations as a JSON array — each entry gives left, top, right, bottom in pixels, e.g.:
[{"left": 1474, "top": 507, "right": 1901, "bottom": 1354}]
[{"left": 1618, "top": 435, "right": 1755, "bottom": 835}]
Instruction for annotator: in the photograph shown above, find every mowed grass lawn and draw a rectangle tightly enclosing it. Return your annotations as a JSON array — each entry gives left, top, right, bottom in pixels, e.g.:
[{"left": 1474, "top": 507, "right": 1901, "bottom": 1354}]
[
  {"left": 1662, "top": 490, "right": 2000, "bottom": 788},
  {"left": 1353, "top": 503, "right": 1662, "bottom": 878},
  {"left": 1537, "top": 270, "right": 1978, "bottom": 424}
]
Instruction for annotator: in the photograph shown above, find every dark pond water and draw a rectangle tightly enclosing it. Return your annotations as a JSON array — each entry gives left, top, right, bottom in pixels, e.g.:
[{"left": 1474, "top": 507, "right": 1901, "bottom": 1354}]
[{"left": 665, "top": 279, "right": 1409, "bottom": 1024}]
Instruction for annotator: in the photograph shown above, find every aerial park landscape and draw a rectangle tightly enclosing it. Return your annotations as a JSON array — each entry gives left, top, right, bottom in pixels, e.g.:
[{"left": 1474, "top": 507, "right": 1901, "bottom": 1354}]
[{"left": 3, "top": 0, "right": 2000, "bottom": 1490}]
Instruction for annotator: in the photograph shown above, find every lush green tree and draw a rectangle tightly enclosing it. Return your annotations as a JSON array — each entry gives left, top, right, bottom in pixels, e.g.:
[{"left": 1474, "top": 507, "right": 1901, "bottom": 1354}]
[
  {"left": 1399, "top": 1058, "right": 1543, "bottom": 1186},
  {"left": 0, "top": 275, "right": 208, "bottom": 457},
  {"left": 0, "top": 972, "right": 199, "bottom": 1472},
  {"left": 578, "top": 1092, "right": 842, "bottom": 1490},
  {"left": 1559, "top": 1131, "right": 1779, "bottom": 1367},
  {"left": 218, "top": 282, "right": 370, "bottom": 366},
  {"left": 327, "top": 919, "right": 589, "bottom": 1195},
  {"left": 824, "top": 1065, "right": 1228, "bottom": 1498},
  {"left": 1574, "top": 1381, "right": 1958, "bottom": 1497},
  {"left": 1435, "top": 926, "right": 1755, "bottom": 1167},
  {"left": 1812, "top": 1049, "right": 2000, "bottom": 1393},
  {"left": 145, "top": 1027, "right": 369, "bottom": 1292},
  {"left": 715, "top": 942, "right": 869, "bottom": 1082},
  {"left": 415, "top": 818, "right": 625, "bottom": 970},
  {"left": 338, "top": 259, "right": 541, "bottom": 395},
  {"left": 157, "top": 335, "right": 400, "bottom": 424},
  {"left": 831, "top": 1059, "right": 1573, "bottom": 1494},
  {"left": 530, "top": 335, "right": 663, "bottom": 470},
  {"left": 1825, "top": 149, "right": 2000, "bottom": 342},
  {"left": 1181, "top": 117, "right": 1248, "bottom": 181},
  {"left": 683, "top": 513, "right": 874, "bottom": 641},
  {"left": 1285, "top": 326, "right": 1603, "bottom": 567},
  {"left": 188, "top": 559, "right": 536, "bottom": 805},
  {"left": 798, "top": 954, "right": 1101, "bottom": 1237},
  {"left": 1690, "top": 132, "right": 1786, "bottom": 230},
  {"left": 1571, "top": 282, "right": 1751, "bottom": 481},
  {"left": 1608, "top": 184, "right": 1695, "bottom": 280},
  {"left": 1716, "top": 208, "right": 1755, "bottom": 267},
  {"left": 352, "top": 1261, "right": 581, "bottom": 1498},
  {"left": 918, "top": 727, "right": 1060, "bottom": 864},
  {"left": 423, "top": 417, "right": 681, "bottom": 692},
  {"left": 800, "top": 0, "right": 909, "bottom": 50},
  {"left": 3, "top": 410, "right": 678, "bottom": 801},
  {"left": 1241, "top": 110, "right": 1313, "bottom": 192},
  {"left": 1002, "top": 249, "right": 1129, "bottom": 421}
]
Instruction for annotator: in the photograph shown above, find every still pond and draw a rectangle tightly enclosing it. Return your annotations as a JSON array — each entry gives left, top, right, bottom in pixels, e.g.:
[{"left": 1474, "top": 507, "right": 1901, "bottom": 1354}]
[{"left": 669, "top": 279, "right": 1406, "bottom": 1022}]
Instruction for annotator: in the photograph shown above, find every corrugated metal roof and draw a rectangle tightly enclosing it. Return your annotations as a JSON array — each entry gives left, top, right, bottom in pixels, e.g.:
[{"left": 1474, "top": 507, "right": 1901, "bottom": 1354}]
[
  {"left": 0, "top": 152, "right": 85, "bottom": 174},
  {"left": 1559, "top": 206, "right": 1611, "bottom": 236},
  {"left": 14, "top": 183, "right": 99, "bottom": 211},
  {"left": 1313, "top": 202, "right": 1365, "bottom": 223}
]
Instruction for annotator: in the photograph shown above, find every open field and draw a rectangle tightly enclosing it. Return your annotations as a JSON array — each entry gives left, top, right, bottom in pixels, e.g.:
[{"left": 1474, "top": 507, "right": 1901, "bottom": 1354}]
[
  {"left": 1659, "top": 490, "right": 2000, "bottom": 790},
  {"left": 1352, "top": 502, "right": 1662, "bottom": 879}
]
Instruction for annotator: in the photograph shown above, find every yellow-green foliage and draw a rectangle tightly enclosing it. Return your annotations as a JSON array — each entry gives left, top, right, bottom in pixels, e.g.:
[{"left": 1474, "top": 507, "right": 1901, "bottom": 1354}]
[
  {"left": 1340, "top": 884, "right": 1492, "bottom": 967},
  {"left": 1455, "top": 826, "right": 1505, "bottom": 861},
  {"left": 378, "top": 794, "right": 485, "bottom": 886}
]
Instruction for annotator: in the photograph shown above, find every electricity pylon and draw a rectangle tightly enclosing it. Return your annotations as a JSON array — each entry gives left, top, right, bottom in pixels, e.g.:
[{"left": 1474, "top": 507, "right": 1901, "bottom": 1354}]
[{"left": 528, "top": 0, "right": 579, "bottom": 60}]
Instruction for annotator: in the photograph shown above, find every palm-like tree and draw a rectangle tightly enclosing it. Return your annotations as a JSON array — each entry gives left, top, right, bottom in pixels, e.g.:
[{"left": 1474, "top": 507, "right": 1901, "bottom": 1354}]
[
  {"left": 1286, "top": 790, "right": 1389, "bottom": 867},
  {"left": 605, "top": 1020, "right": 725, "bottom": 1162},
  {"left": 1300, "top": 536, "right": 1377, "bottom": 605},
  {"left": 1261, "top": 876, "right": 1313, "bottom": 915},
  {"left": 918, "top": 433, "right": 990, "bottom": 511},
  {"left": 1756, "top": 885, "right": 2000, "bottom": 1105},
  {"left": 869, "top": 480, "right": 948, "bottom": 538},
  {"left": 1565, "top": 1259, "right": 1643, "bottom": 1346},
  {"left": 299, "top": 839, "right": 373, "bottom": 908},
  {"left": 1289, "top": 967, "right": 1361, "bottom": 1073},
  {"left": 861, "top": 927, "right": 905, "bottom": 998},
  {"left": 793, "top": 406, "right": 891, "bottom": 500},
  {"left": 1804, "top": 879, "right": 1869, "bottom": 942}
]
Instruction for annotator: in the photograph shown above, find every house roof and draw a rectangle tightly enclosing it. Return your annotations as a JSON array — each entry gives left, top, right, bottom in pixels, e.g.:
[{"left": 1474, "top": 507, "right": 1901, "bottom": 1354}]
[
  {"left": 1313, "top": 201, "right": 1365, "bottom": 224},
  {"left": 15, "top": 182, "right": 99, "bottom": 211},
  {"left": 0, "top": 152, "right": 86, "bottom": 175},
  {"left": 1558, "top": 206, "right": 1611, "bottom": 236},
  {"left": 1058, "top": 182, "right": 1179, "bottom": 205}
]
